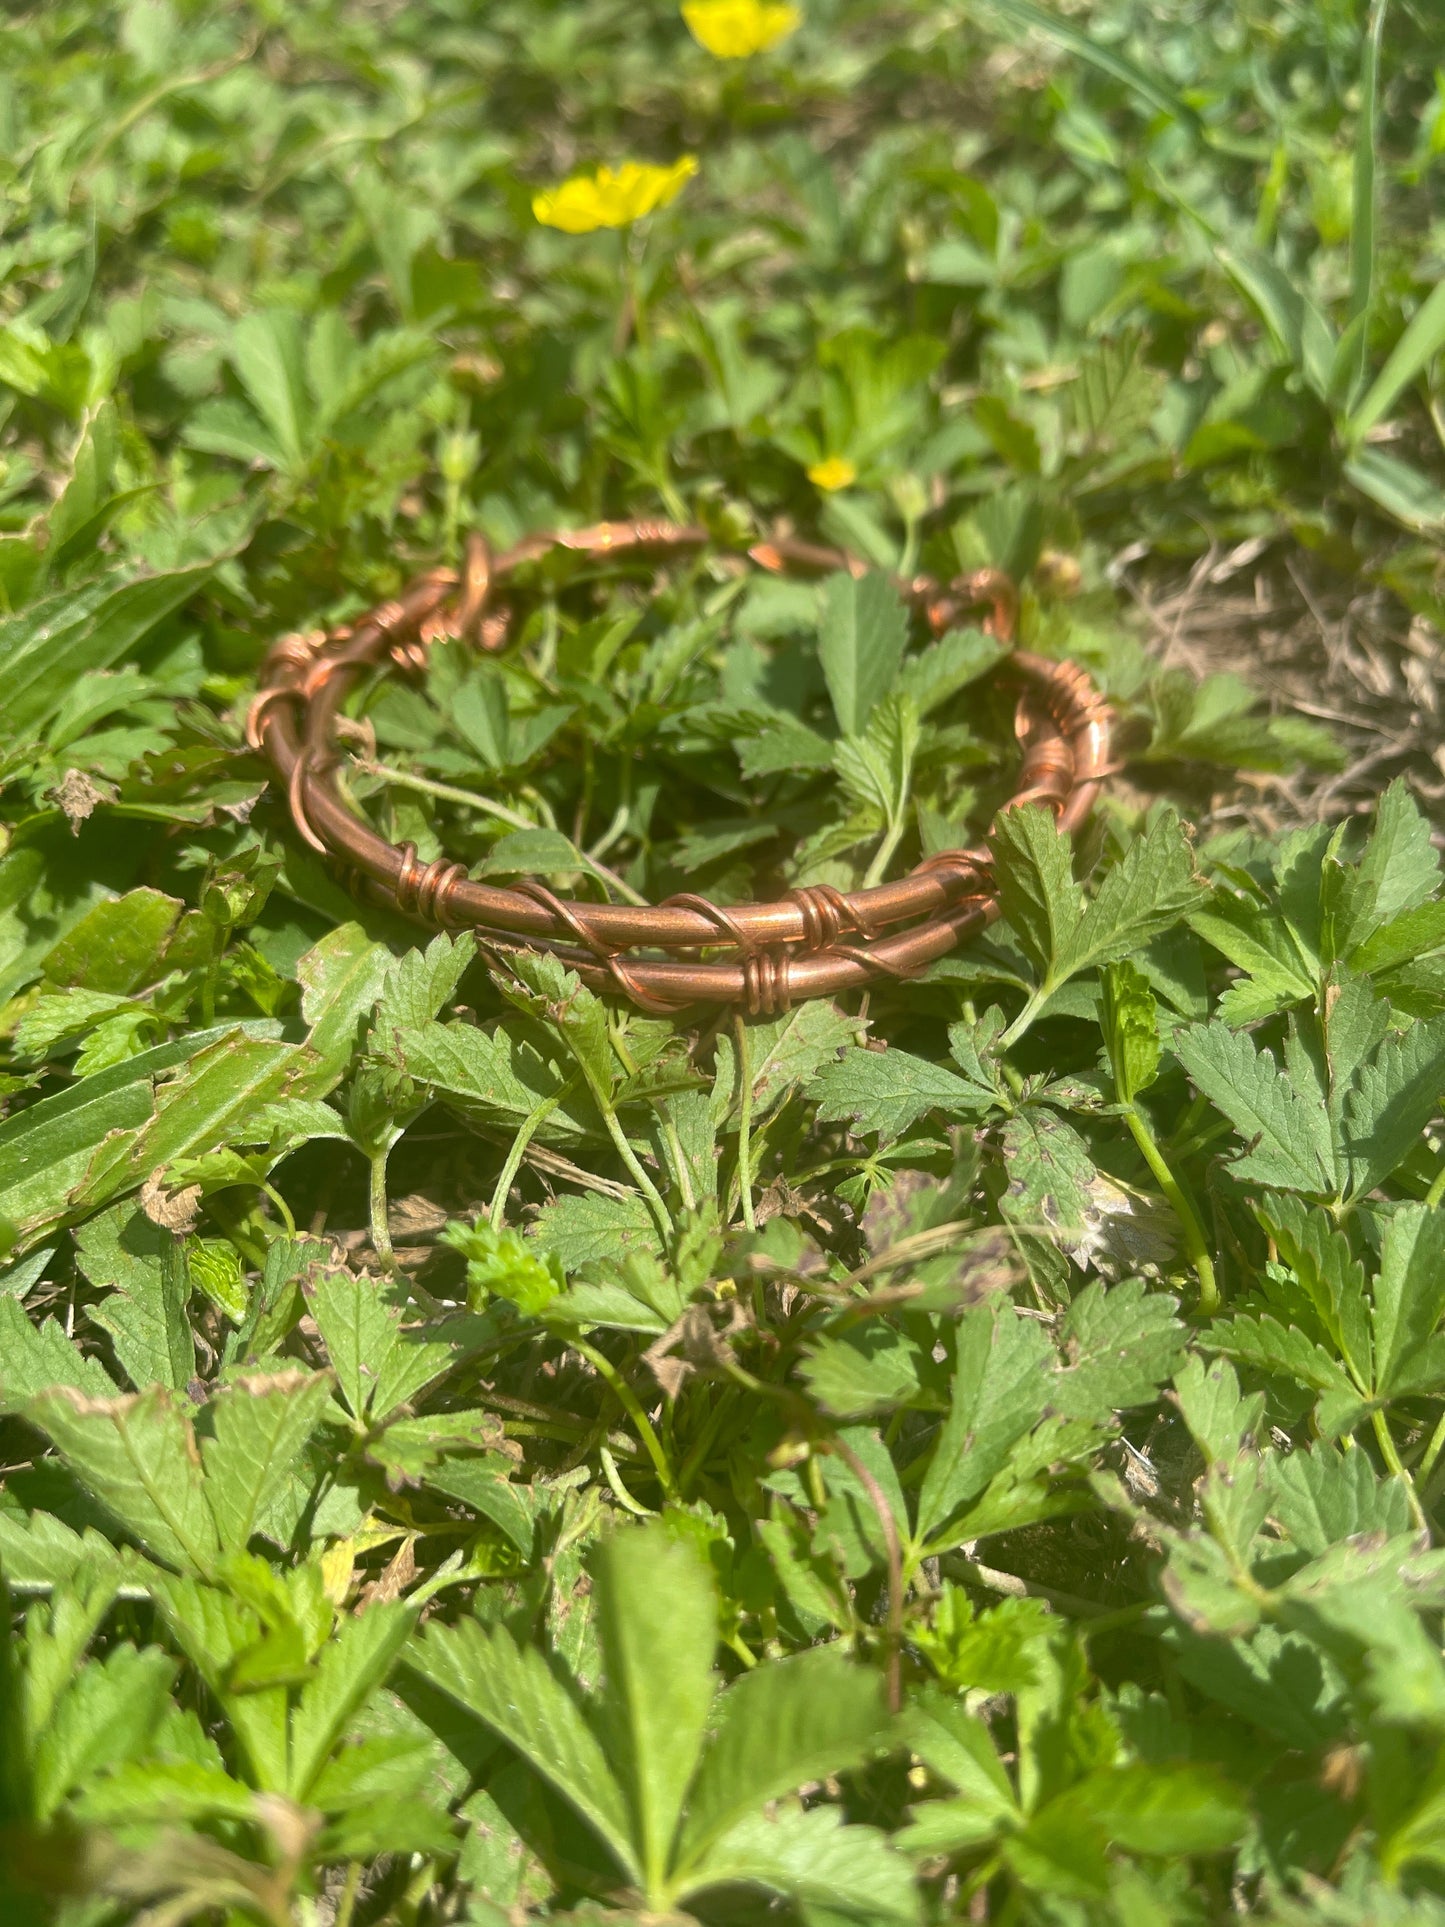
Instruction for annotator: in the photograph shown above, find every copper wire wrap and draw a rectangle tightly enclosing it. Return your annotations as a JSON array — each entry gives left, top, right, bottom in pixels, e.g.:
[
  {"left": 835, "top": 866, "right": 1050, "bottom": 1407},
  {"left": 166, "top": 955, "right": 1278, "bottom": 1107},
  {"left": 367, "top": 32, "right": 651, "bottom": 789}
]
[{"left": 251, "top": 520, "right": 1113, "bottom": 1011}]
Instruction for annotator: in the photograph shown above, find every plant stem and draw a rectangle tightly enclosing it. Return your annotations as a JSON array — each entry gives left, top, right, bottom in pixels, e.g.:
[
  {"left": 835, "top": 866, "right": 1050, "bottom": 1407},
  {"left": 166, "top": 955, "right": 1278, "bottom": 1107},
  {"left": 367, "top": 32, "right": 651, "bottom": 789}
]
[
  {"left": 1121, "top": 1101, "right": 1219, "bottom": 1314},
  {"left": 358, "top": 760, "right": 538, "bottom": 831},
  {"left": 334, "top": 1861, "right": 363, "bottom": 1927},
  {"left": 1417, "top": 1405, "right": 1445, "bottom": 1499},
  {"left": 488, "top": 1078, "right": 579, "bottom": 1228},
  {"left": 599, "top": 1443, "right": 656, "bottom": 1516},
  {"left": 828, "top": 1436, "right": 904, "bottom": 1713},
  {"left": 862, "top": 811, "right": 908, "bottom": 890},
  {"left": 999, "top": 983, "right": 1051, "bottom": 1051},
  {"left": 734, "top": 1013, "right": 758, "bottom": 1233},
  {"left": 598, "top": 1101, "right": 675, "bottom": 1243},
  {"left": 612, "top": 1023, "right": 696, "bottom": 1212},
  {"left": 369, "top": 1146, "right": 395, "bottom": 1269},
  {"left": 569, "top": 1333, "right": 676, "bottom": 1496},
  {"left": 1373, "top": 1407, "right": 1429, "bottom": 1534},
  {"left": 259, "top": 1181, "right": 296, "bottom": 1237},
  {"left": 1426, "top": 1156, "right": 1445, "bottom": 1209}
]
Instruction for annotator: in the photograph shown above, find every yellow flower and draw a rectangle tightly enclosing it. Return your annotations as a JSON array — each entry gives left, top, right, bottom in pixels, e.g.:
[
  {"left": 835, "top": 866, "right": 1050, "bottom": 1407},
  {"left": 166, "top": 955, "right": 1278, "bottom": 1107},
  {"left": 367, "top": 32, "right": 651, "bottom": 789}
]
[
  {"left": 532, "top": 157, "right": 698, "bottom": 234},
  {"left": 683, "top": 0, "right": 801, "bottom": 58},
  {"left": 807, "top": 455, "right": 858, "bottom": 492}
]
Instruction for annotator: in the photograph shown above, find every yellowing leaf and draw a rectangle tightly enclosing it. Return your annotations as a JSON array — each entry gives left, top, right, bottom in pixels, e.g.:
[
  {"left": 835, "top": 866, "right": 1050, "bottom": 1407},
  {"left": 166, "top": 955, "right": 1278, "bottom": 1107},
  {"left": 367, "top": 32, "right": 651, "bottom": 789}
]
[
  {"left": 682, "top": 0, "right": 801, "bottom": 58},
  {"left": 532, "top": 157, "right": 698, "bottom": 234}
]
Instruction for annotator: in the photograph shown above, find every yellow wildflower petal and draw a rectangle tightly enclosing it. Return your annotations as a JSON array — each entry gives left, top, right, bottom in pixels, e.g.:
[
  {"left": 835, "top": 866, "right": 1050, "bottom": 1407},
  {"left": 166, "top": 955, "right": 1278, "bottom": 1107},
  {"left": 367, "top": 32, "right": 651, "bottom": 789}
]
[
  {"left": 683, "top": 0, "right": 801, "bottom": 58},
  {"left": 807, "top": 456, "right": 858, "bottom": 492},
  {"left": 533, "top": 158, "right": 698, "bottom": 233}
]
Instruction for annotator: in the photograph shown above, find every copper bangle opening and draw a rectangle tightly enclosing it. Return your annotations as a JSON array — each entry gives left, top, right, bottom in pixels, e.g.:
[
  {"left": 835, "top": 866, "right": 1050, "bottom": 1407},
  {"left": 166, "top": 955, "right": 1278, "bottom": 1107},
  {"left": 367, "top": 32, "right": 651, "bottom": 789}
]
[{"left": 251, "top": 521, "right": 1113, "bottom": 1012}]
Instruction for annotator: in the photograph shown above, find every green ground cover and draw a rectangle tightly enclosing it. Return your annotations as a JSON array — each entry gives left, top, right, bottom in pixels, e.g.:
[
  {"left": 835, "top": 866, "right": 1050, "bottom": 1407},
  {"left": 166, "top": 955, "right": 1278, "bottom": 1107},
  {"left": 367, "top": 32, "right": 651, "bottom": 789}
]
[{"left": 2, "top": 1, "right": 1445, "bottom": 1921}]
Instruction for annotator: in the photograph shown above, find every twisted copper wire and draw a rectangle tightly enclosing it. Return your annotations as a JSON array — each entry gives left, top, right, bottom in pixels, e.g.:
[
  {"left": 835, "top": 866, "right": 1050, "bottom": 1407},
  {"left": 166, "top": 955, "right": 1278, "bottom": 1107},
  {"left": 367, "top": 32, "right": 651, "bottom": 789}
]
[{"left": 252, "top": 520, "right": 1113, "bottom": 1010}]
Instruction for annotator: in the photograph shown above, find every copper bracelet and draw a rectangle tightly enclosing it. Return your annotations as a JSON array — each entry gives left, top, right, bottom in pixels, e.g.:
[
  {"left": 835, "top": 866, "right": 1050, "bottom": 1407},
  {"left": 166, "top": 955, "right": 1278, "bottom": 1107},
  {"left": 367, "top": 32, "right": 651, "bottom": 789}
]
[{"left": 248, "top": 520, "right": 1112, "bottom": 1015}]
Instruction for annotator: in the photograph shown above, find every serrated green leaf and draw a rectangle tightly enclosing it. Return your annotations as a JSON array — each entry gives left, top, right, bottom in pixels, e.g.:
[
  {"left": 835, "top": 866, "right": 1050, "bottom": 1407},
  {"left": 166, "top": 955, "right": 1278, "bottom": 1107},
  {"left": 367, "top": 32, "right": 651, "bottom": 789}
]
[
  {"left": 989, "top": 803, "right": 1077, "bottom": 978},
  {"left": 77, "top": 1204, "right": 193, "bottom": 1394},
  {"left": 1173, "top": 1021, "right": 1333, "bottom": 1194},
  {"left": 31, "top": 1642, "right": 176, "bottom": 1823},
  {"left": 917, "top": 1304, "right": 1052, "bottom": 1543},
  {"left": 683, "top": 1802, "right": 920, "bottom": 1924},
  {"left": 289, "top": 1600, "right": 417, "bottom": 1800},
  {"left": 812, "top": 1045, "right": 995, "bottom": 1142},
  {"left": 200, "top": 1371, "right": 334, "bottom": 1554},
  {"left": 591, "top": 1524, "right": 716, "bottom": 1894},
  {"left": 818, "top": 570, "right": 908, "bottom": 736},
  {"left": 407, "top": 1617, "right": 637, "bottom": 1878},
  {"left": 0, "top": 1297, "right": 117, "bottom": 1406},
  {"left": 1372, "top": 1205, "right": 1445, "bottom": 1400},
  {"left": 24, "top": 1384, "right": 219, "bottom": 1574},
  {"left": 1051, "top": 1277, "right": 1186, "bottom": 1419},
  {"left": 798, "top": 1326, "right": 922, "bottom": 1418},
  {"left": 676, "top": 1648, "right": 889, "bottom": 1872},
  {"left": 1342, "top": 1013, "right": 1445, "bottom": 1202},
  {"left": 1056, "top": 811, "right": 1202, "bottom": 982},
  {"left": 1101, "top": 960, "right": 1160, "bottom": 1101}
]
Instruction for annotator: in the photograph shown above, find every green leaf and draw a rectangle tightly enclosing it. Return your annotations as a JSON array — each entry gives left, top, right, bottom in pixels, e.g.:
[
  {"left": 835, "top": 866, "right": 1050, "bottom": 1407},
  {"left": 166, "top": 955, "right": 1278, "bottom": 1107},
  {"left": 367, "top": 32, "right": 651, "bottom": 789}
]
[
  {"left": 1172, "top": 1021, "right": 1333, "bottom": 1194},
  {"left": 1050, "top": 1762, "right": 1246, "bottom": 1858},
  {"left": 1349, "top": 279, "right": 1445, "bottom": 441},
  {"left": 818, "top": 570, "right": 908, "bottom": 735},
  {"left": 1372, "top": 1205, "right": 1445, "bottom": 1400},
  {"left": 1342, "top": 1014, "right": 1445, "bottom": 1202},
  {"left": 76, "top": 1205, "right": 193, "bottom": 1394},
  {"left": 1266, "top": 1442, "right": 1410, "bottom": 1555},
  {"left": 1207, "top": 1312, "right": 1361, "bottom": 1436},
  {"left": 0, "top": 563, "right": 215, "bottom": 751},
  {"left": 0, "top": 1297, "right": 117, "bottom": 1405},
  {"left": 442, "top": 1219, "right": 563, "bottom": 1316},
  {"left": 298, "top": 923, "right": 393, "bottom": 1088},
  {"left": 989, "top": 803, "right": 1077, "bottom": 979},
  {"left": 812, "top": 1045, "right": 995, "bottom": 1142},
  {"left": 1344, "top": 448, "right": 1445, "bottom": 531},
  {"left": 591, "top": 1524, "right": 717, "bottom": 1893},
  {"left": 425, "top": 1457, "right": 536, "bottom": 1554},
  {"left": 1345, "top": 0, "right": 1387, "bottom": 387},
  {"left": 288, "top": 1600, "right": 416, "bottom": 1800},
  {"left": 683, "top": 1803, "right": 919, "bottom": 1924},
  {"left": 676, "top": 1646, "right": 889, "bottom": 1872},
  {"left": 715, "top": 1000, "right": 859, "bottom": 1129},
  {"left": 407, "top": 1617, "right": 638, "bottom": 1878},
  {"left": 41, "top": 888, "right": 183, "bottom": 996},
  {"left": 147, "top": 1571, "right": 289, "bottom": 1790},
  {"left": 1051, "top": 1277, "right": 1186, "bottom": 1420},
  {"left": 374, "top": 930, "right": 477, "bottom": 1034},
  {"left": 392, "top": 1019, "right": 584, "bottom": 1139},
  {"left": 31, "top": 1642, "right": 176, "bottom": 1824},
  {"left": 1101, "top": 960, "right": 1161, "bottom": 1101},
  {"left": 309, "top": 1267, "right": 450, "bottom": 1424},
  {"left": 200, "top": 1371, "right": 335, "bottom": 1554},
  {"left": 798, "top": 1326, "right": 922, "bottom": 1418},
  {"left": 1356, "top": 779, "right": 1441, "bottom": 925},
  {"left": 1253, "top": 1191, "right": 1372, "bottom": 1379},
  {"left": 0, "top": 1024, "right": 276, "bottom": 1247},
  {"left": 996, "top": 1107, "right": 1096, "bottom": 1237},
  {"left": 1188, "top": 889, "right": 1314, "bottom": 1013},
  {"left": 917, "top": 1304, "right": 1052, "bottom": 1543},
  {"left": 1055, "top": 811, "right": 1202, "bottom": 983},
  {"left": 229, "top": 309, "right": 313, "bottom": 469},
  {"left": 1172, "top": 1355, "right": 1264, "bottom": 1468},
  {"left": 24, "top": 1384, "right": 220, "bottom": 1573}
]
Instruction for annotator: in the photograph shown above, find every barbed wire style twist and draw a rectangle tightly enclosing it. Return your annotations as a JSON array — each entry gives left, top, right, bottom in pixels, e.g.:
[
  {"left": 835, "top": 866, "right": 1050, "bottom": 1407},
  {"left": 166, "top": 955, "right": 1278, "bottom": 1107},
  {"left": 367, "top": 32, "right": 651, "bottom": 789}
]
[{"left": 249, "top": 522, "right": 1113, "bottom": 1011}]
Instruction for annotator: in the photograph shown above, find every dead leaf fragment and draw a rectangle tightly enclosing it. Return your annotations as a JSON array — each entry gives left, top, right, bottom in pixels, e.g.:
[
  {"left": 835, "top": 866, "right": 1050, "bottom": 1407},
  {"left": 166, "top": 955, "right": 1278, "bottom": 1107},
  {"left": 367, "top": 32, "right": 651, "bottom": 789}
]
[
  {"left": 140, "top": 1169, "right": 203, "bottom": 1234},
  {"left": 50, "top": 768, "right": 118, "bottom": 834}
]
